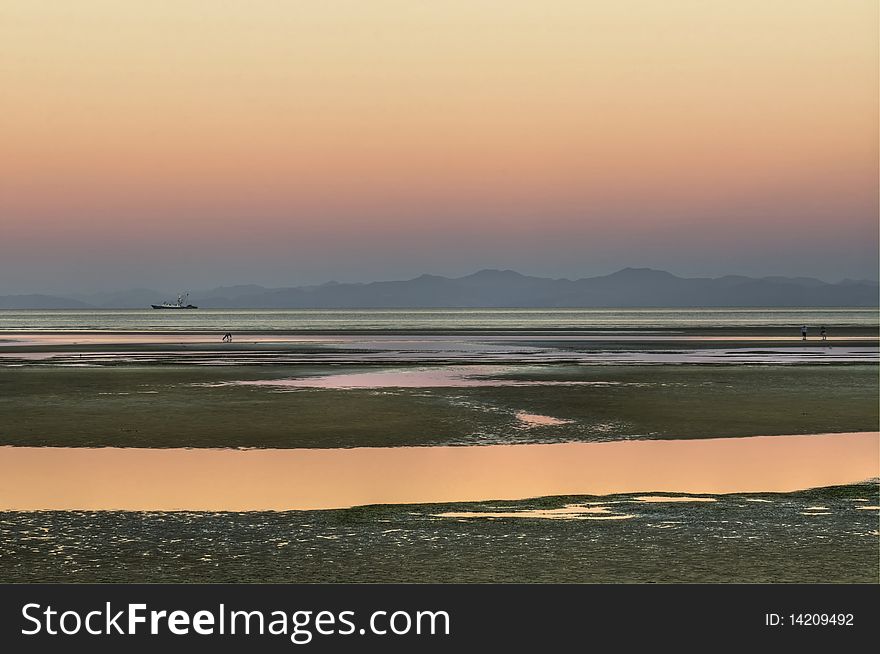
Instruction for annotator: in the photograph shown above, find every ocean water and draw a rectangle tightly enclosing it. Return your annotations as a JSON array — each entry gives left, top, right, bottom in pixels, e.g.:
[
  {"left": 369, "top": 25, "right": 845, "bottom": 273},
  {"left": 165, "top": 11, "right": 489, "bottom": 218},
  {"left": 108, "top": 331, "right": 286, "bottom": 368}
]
[{"left": 0, "top": 307, "right": 877, "bottom": 332}]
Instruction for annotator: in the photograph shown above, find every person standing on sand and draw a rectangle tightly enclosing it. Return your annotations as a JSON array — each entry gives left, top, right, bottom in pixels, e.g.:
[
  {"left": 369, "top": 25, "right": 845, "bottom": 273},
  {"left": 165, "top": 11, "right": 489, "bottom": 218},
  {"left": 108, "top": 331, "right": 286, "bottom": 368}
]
[
  {"left": 820, "top": 326, "right": 827, "bottom": 341},
  {"left": 801, "top": 325, "right": 807, "bottom": 340}
]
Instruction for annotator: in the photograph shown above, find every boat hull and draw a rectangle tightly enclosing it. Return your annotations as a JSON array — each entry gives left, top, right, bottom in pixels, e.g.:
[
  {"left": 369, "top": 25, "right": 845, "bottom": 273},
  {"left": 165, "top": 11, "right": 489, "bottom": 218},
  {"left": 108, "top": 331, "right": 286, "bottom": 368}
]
[{"left": 150, "top": 305, "right": 198, "bottom": 309}]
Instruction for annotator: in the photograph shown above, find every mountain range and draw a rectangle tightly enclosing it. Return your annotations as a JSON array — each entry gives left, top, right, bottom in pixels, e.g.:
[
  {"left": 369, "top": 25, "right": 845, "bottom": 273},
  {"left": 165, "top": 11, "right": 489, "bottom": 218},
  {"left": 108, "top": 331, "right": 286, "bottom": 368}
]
[{"left": 1, "top": 268, "right": 877, "bottom": 309}]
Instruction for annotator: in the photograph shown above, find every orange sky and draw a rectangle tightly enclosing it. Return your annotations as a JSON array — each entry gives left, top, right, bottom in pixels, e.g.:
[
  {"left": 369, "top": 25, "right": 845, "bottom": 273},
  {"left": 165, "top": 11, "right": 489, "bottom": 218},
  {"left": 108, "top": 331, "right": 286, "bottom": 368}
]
[{"left": 0, "top": 1, "right": 877, "bottom": 290}]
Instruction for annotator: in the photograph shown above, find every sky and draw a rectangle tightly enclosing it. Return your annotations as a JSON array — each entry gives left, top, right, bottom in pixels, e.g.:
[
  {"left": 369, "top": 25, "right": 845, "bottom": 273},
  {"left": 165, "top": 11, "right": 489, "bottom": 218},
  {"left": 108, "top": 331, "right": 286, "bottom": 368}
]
[{"left": 1, "top": 1, "right": 877, "bottom": 293}]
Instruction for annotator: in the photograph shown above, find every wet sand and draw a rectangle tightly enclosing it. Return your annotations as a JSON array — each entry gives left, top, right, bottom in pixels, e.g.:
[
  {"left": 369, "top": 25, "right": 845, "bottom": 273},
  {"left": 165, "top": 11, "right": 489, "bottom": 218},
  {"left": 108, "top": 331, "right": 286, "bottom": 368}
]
[
  {"left": 0, "top": 431, "right": 875, "bottom": 511},
  {"left": 4, "top": 482, "right": 877, "bottom": 583},
  {"left": 3, "top": 364, "right": 876, "bottom": 448},
  {"left": 1, "top": 332, "right": 875, "bottom": 368}
]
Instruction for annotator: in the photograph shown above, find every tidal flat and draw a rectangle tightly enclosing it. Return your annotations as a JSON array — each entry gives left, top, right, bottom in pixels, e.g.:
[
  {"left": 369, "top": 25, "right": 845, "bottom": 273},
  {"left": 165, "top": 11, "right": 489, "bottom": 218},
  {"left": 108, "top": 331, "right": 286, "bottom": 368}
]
[
  {"left": 1, "top": 483, "right": 876, "bottom": 583},
  {"left": 1, "top": 312, "right": 877, "bottom": 584},
  {"left": 0, "top": 364, "right": 876, "bottom": 448}
]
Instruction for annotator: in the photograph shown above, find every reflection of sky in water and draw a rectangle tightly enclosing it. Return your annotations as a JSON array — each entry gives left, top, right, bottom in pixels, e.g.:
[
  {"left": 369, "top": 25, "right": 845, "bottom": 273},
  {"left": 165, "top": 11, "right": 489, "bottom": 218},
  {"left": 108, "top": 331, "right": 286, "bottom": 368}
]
[
  {"left": 0, "top": 433, "right": 875, "bottom": 511},
  {"left": 435, "top": 504, "right": 633, "bottom": 520},
  {"left": 514, "top": 412, "right": 573, "bottom": 427},
  {"left": 435, "top": 495, "right": 725, "bottom": 520},
  {"left": 201, "top": 366, "right": 629, "bottom": 389},
  {"left": 633, "top": 495, "right": 717, "bottom": 503}
]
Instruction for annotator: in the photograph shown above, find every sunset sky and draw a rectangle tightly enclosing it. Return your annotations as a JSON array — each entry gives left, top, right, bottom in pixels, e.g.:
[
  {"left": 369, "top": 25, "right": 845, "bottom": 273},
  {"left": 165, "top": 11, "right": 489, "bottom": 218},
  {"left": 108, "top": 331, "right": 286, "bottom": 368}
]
[{"left": 1, "top": 1, "right": 877, "bottom": 293}]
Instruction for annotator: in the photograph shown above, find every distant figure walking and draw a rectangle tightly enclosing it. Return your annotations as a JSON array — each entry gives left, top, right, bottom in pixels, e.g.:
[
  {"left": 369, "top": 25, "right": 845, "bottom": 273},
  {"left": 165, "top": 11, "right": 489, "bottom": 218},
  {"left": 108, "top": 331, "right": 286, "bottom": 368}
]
[
  {"left": 820, "top": 326, "right": 827, "bottom": 341},
  {"left": 800, "top": 325, "right": 807, "bottom": 341},
  {"left": 222, "top": 332, "right": 233, "bottom": 343}
]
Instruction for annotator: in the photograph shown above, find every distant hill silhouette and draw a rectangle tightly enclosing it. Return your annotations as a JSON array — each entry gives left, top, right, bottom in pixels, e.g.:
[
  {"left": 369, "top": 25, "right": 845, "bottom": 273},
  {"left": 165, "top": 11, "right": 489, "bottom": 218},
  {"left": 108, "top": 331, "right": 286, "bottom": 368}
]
[{"left": 2, "top": 268, "right": 877, "bottom": 308}]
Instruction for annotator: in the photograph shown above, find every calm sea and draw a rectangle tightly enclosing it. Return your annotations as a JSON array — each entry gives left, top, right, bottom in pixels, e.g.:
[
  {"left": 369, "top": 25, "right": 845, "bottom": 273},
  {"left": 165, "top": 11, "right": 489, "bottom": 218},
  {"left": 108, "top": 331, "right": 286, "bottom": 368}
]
[{"left": 0, "top": 308, "right": 876, "bottom": 331}]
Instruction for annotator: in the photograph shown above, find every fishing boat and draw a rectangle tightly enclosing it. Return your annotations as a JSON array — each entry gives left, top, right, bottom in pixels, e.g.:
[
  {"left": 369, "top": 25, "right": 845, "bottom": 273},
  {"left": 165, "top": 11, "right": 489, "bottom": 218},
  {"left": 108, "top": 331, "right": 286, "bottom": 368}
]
[{"left": 151, "top": 293, "right": 198, "bottom": 309}]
